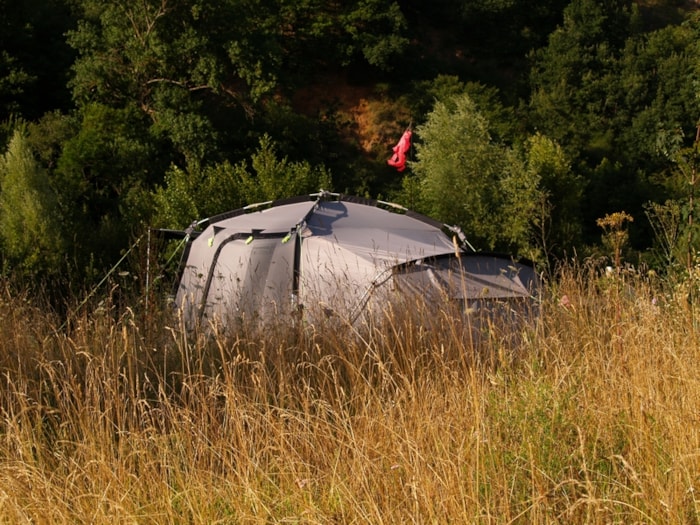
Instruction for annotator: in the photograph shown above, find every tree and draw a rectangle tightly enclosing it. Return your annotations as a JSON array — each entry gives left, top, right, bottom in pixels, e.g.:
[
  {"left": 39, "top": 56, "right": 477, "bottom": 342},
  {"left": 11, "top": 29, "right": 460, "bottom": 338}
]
[
  {"left": 524, "top": 132, "right": 583, "bottom": 259},
  {"left": 528, "top": 0, "right": 637, "bottom": 158},
  {"left": 618, "top": 15, "right": 700, "bottom": 183},
  {"left": 52, "top": 103, "right": 160, "bottom": 272},
  {"left": 238, "top": 135, "right": 333, "bottom": 203},
  {"left": 527, "top": 1, "right": 700, "bottom": 248},
  {"left": 338, "top": 0, "right": 408, "bottom": 69},
  {"left": 67, "top": 0, "right": 408, "bottom": 111},
  {"left": 153, "top": 135, "right": 332, "bottom": 229},
  {"left": 409, "top": 93, "right": 542, "bottom": 254},
  {"left": 0, "top": 127, "right": 64, "bottom": 276}
]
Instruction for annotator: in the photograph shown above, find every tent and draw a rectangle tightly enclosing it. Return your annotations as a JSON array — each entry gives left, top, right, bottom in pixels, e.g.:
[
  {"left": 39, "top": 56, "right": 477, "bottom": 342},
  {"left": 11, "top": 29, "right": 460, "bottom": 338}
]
[{"left": 172, "top": 191, "right": 540, "bottom": 328}]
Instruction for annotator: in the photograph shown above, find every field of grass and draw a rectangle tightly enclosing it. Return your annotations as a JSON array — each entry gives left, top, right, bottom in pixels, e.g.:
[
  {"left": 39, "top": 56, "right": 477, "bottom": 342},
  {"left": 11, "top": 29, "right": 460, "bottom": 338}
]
[{"left": 0, "top": 263, "right": 698, "bottom": 523}]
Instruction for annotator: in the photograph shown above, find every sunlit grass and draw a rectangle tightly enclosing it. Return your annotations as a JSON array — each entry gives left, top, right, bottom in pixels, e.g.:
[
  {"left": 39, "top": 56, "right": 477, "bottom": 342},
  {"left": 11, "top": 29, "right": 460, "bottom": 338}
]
[{"left": 0, "top": 264, "right": 698, "bottom": 523}]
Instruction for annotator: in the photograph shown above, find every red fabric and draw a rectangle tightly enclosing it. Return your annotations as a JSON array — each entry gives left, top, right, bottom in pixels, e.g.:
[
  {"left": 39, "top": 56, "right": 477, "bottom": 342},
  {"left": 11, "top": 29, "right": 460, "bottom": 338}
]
[{"left": 387, "top": 129, "right": 412, "bottom": 172}]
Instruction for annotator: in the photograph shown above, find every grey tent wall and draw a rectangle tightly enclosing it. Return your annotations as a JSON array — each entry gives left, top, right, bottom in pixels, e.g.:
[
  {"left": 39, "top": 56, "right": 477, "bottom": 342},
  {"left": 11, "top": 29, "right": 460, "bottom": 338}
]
[{"left": 195, "top": 231, "right": 293, "bottom": 325}]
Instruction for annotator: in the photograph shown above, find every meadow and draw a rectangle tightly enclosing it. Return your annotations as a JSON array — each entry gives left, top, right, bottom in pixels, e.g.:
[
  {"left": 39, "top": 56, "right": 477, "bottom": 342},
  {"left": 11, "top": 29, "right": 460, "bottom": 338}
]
[{"left": 0, "top": 262, "right": 698, "bottom": 524}]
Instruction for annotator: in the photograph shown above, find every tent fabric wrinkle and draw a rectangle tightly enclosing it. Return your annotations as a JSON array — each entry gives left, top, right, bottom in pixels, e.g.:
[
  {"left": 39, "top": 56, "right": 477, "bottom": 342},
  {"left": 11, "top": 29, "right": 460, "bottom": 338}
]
[{"left": 173, "top": 192, "right": 540, "bottom": 327}]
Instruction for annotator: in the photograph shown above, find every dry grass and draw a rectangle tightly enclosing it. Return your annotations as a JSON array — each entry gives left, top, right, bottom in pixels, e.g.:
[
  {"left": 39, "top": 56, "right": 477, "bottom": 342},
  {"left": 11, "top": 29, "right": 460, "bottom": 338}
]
[{"left": 0, "top": 264, "right": 699, "bottom": 524}]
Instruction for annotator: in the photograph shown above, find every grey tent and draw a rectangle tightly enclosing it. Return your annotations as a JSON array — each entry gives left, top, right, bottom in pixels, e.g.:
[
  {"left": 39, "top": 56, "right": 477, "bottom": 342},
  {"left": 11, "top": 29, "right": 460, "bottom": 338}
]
[{"left": 173, "top": 191, "right": 539, "bottom": 327}]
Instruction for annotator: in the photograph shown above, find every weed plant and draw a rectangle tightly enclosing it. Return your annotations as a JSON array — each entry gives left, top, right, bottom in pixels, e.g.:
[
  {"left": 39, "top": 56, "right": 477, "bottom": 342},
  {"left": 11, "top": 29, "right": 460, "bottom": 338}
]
[{"left": 0, "top": 263, "right": 698, "bottom": 523}]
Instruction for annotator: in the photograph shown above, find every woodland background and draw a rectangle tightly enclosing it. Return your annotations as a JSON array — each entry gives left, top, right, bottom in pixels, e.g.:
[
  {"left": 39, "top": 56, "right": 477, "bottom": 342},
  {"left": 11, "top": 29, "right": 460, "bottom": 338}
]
[{"left": 3, "top": 0, "right": 700, "bottom": 293}]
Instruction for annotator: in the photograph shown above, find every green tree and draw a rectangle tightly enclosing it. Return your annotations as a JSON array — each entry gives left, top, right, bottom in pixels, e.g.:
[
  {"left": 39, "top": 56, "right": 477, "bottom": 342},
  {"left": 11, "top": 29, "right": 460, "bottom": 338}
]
[
  {"left": 338, "top": 0, "right": 408, "bottom": 69},
  {"left": 238, "top": 135, "right": 333, "bottom": 203},
  {"left": 153, "top": 135, "right": 332, "bottom": 229},
  {"left": 409, "top": 93, "right": 542, "bottom": 254},
  {"left": 152, "top": 161, "right": 243, "bottom": 230},
  {"left": 618, "top": 15, "right": 700, "bottom": 186},
  {"left": 527, "top": 1, "right": 700, "bottom": 248},
  {"left": 524, "top": 132, "right": 583, "bottom": 260},
  {"left": 409, "top": 76, "right": 518, "bottom": 144},
  {"left": 529, "top": 0, "right": 637, "bottom": 158},
  {"left": 67, "top": 0, "right": 408, "bottom": 111},
  {"left": 52, "top": 103, "right": 160, "bottom": 272},
  {"left": 0, "top": 127, "right": 64, "bottom": 276}
]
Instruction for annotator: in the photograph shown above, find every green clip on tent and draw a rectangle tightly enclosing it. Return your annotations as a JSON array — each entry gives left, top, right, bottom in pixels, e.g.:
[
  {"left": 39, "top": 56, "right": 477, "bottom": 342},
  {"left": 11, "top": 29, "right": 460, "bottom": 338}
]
[{"left": 172, "top": 191, "right": 540, "bottom": 328}]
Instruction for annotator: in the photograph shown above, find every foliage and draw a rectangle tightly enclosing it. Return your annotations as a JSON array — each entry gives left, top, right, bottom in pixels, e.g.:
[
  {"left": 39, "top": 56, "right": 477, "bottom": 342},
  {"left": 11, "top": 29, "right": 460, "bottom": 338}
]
[
  {"left": 238, "top": 134, "right": 333, "bottom": 203},
  {"left": 66, "top": 0, "right": 408, "bottom": 110},
  {"left": 528, "top": 0, "right": 636, "bottom": 158},
  {"left": 1, "top": 0, "right": 700, "bottom": 287},
  {"left": 339, "top": 0, "right": 409, "bottom": 68},
  {"left": 51, "top": 103, "right": 159, "bottom": 272},
  {"left": 408, "top": 93, "right": 542, "bottom": 255},
  {"left": 525, "top": 132, "right": 584, "bottom": 259},
  {"left": 153, "top": 135, "right": 332, "bottom": 229},
  {"left": 0, "top": 127, "right": 64, "bottom": 276},
  {"left": 529, "top": 3, "right": 700, "bottom": 247}
]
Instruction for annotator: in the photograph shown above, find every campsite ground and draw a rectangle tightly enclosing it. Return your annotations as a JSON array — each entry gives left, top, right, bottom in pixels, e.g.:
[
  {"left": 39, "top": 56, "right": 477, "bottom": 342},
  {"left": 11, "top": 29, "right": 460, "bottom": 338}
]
[{"left": 0, "top": 263, "right": 699, "bottom": 522}]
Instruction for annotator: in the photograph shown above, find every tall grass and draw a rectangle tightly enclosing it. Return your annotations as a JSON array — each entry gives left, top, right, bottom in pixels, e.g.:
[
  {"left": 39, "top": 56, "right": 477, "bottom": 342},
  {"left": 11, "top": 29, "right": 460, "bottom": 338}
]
[{"left": 0, "top": 264, "right": 698, "bottom": 523}]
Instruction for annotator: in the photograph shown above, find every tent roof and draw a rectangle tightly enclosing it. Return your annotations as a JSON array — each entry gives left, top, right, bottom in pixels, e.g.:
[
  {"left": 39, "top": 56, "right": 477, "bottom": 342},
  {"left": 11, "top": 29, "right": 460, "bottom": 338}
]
[
  {"left": 193, "top": 192, "right": 464, "bottom": 263},
  {"left": 206, "top": 198, "right": 315, "bottom": 234}
]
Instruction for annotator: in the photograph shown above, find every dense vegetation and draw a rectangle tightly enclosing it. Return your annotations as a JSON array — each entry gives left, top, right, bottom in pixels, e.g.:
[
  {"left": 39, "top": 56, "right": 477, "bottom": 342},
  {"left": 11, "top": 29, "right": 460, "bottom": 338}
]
[{"left": 2, "top": 0, "right": 700, "bottom": 290}]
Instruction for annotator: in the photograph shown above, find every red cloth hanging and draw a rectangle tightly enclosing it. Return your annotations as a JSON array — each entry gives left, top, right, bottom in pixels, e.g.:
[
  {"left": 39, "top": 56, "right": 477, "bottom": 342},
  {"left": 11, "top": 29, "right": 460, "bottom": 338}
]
[{"left": 387, "top": 129, "right": 412, "bottom": 172}]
